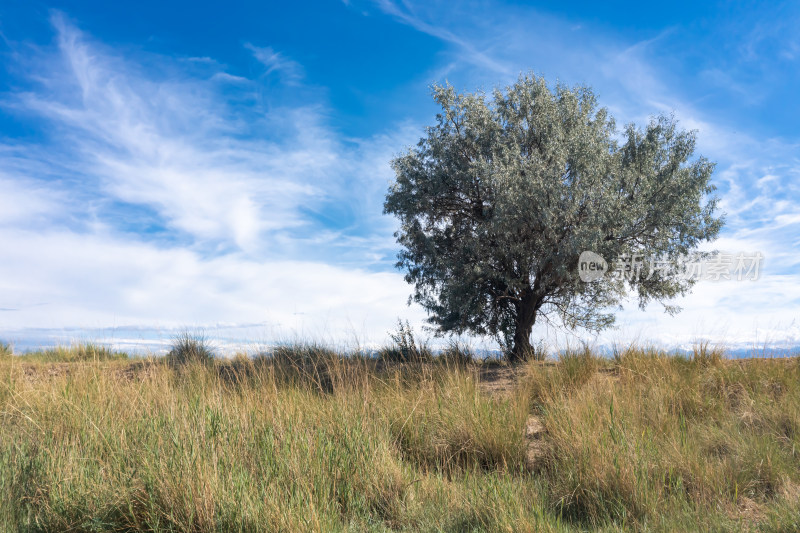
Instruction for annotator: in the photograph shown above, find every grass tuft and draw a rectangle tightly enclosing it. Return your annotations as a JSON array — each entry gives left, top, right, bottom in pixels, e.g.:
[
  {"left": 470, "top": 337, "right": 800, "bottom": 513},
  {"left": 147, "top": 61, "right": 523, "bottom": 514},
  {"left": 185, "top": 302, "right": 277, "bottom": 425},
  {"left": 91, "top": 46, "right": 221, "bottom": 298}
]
[
  {"left": 166, "top": 331, "right": 215, "bottom": 365},
  {"left": 378, "top": 319, "right": 432, "bottom": 363},
  {"left": 438, "top": 340, "right": 474, "bottom": 366},
  {"left": 692, "top": 340, "right": 725, "bottom": 366}
]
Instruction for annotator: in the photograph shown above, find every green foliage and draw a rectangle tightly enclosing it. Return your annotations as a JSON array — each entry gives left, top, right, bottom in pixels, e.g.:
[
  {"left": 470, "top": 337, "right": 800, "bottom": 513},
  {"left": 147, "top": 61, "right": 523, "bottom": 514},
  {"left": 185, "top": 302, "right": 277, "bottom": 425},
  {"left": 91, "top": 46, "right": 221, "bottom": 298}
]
[
  {"left": 385, "top": 73, "right": 723, "bottom": 360},
  {"left": 166, "top": 331, "right": 215, "bottom": 365},
  {"left": 0, "top": 341, "right": 11, "bottom": 358}
]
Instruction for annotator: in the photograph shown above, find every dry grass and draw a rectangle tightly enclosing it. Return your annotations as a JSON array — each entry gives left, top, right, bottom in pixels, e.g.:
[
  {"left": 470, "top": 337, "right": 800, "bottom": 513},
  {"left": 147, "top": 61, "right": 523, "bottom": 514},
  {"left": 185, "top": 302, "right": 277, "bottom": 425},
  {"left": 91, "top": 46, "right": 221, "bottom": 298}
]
[
  {"left": 0, "top": 342, "right": 798, "bottom": 531},
  {"left": 524, "top": 346, "right": 800, "bottom": 530}
]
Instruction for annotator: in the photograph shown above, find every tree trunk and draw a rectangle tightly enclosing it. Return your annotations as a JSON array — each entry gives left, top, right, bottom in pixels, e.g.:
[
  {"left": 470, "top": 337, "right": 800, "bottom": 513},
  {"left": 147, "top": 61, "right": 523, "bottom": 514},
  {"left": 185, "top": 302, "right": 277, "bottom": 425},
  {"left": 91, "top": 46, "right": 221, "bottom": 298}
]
[{"left": 508, "top": 290, "right": 540, "bottom": 363}]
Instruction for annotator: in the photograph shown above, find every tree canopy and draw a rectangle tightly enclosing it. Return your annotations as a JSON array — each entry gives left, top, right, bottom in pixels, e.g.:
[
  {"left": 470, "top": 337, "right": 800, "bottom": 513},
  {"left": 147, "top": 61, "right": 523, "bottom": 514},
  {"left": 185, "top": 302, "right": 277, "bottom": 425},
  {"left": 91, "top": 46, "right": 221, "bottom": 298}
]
[{"left": 384, "top": 74, "right": 723, "bottom": 361}]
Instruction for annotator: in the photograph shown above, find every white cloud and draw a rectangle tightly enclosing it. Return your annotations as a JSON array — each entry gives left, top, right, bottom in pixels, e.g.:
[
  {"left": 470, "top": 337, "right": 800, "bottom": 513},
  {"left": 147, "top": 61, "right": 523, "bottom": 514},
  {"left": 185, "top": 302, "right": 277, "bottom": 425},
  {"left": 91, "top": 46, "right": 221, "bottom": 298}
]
[
  {"left": 12, "top": 18, "right": 346, "bottom": 255},
  {"left": 0, "top": 228, "right": 422, "bottom": 331},
  {"left": 0, "top": 173, "right": 61, "bottom": 226},
  {"left": 0, "top": 13, "right": 429, "bottom": 349}
]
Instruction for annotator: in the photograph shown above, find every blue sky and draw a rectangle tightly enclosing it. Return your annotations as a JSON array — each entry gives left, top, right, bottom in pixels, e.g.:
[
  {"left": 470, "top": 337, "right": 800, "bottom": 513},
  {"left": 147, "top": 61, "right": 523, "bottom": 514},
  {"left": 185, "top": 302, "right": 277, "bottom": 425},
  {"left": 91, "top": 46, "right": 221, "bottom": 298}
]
[{"left": 1, "top": 0, "right": 799, "bottom": 353}]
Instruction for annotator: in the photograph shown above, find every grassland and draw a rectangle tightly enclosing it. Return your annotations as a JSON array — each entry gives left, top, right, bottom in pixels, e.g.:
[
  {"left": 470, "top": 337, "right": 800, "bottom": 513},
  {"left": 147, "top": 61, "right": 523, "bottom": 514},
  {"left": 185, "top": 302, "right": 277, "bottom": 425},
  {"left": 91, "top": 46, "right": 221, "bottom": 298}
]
[{"left": 0, "top": 341, "right": 798, "bottom": 531}]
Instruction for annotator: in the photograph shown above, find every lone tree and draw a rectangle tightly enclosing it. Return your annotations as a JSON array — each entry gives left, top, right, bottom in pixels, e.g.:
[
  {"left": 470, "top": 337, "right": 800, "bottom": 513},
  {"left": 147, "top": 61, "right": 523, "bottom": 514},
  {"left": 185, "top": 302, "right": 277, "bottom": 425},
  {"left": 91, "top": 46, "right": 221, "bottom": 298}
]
[{"left": 384, "top": 74, "right": 723, "bottom": 361}]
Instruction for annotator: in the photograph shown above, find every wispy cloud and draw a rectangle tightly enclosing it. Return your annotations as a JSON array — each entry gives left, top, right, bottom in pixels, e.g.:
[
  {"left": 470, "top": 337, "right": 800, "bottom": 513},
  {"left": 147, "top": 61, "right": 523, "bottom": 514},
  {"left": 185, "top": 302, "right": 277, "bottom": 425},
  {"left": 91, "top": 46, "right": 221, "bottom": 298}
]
[
  {"left": 4, "top": 13, "right": 395, "bottom": 256},
  {"left": 0, "top": 12, "right": 426, "bottom": 342},
  {"left": 371, "top": 0, "right": 514, "bottom": 76},
  {"left": 245, "top": 43, "right": 304, "bottom": 84}
]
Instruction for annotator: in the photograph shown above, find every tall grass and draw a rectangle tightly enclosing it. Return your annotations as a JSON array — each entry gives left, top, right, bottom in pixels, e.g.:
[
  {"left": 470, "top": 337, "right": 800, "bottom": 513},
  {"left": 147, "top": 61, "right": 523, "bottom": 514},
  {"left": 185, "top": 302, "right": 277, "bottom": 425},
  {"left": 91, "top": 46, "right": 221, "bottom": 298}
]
[
  {"left": 0, "top": 344, "right": 798, "bottom": 531},
  {"left": 10, "top": 342, "right": 128, "bottom": 362},
  {"left": 524, "top": 346, "right": 800, "bottom": 530},
  {"left": 0, "top": 347, "right": 545, "bottom": 532}
]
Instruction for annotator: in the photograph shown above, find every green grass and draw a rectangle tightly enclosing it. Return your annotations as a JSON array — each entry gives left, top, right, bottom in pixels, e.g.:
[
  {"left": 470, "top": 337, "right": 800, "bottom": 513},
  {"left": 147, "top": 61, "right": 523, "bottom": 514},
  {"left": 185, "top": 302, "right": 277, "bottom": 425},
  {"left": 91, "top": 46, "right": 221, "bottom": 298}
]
[{"left": 0, "top": 344, "right": 798, "bottom": 531}]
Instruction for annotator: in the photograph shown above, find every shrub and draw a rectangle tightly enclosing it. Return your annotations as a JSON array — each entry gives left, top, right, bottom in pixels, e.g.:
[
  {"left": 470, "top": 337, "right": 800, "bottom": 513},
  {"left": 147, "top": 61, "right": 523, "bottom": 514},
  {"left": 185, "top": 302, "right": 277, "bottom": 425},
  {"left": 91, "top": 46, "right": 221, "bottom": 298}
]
[{"left": 378, "top": 319, "right": 432, "bottom": 363}]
